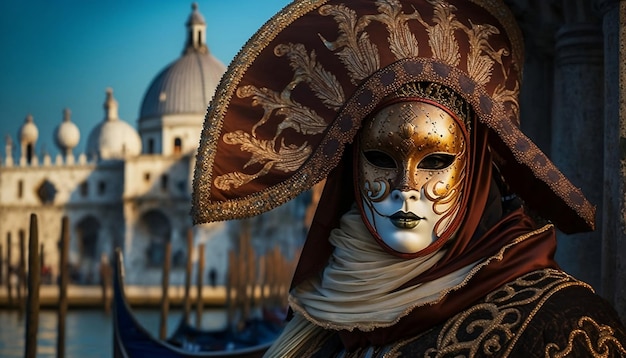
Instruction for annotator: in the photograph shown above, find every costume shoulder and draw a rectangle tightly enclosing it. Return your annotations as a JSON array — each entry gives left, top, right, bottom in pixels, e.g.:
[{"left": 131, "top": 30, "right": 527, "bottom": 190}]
[
  {"left": 510, "top": 273, "right": 626, "bottom": 357},
  {"left": 310, "top": 269, "right": 626, "bottom": 357}
]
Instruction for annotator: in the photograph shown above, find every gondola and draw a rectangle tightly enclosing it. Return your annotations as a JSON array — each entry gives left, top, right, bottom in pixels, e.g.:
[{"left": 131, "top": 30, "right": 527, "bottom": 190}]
[
  {"left": 112, "top": 249, "right": 283, "bottom": 358},
  {"left": 166, "top": 313, "right": 283, "bottom": 352}
]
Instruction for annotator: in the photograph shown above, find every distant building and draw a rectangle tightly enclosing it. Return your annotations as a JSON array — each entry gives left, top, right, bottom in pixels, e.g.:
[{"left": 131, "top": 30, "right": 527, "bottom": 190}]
[{"left": 0, "top": 4, "right": 309, "bottom": 286}]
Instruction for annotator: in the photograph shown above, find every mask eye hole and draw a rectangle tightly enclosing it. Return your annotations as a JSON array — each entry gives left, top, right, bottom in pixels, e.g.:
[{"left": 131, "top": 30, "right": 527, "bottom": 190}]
[
  {"left": 364, "top": 150, "right": 397, "bottom": 169},
  {"left": 418, "top": 153, "right": 455, "bottom": 170}
]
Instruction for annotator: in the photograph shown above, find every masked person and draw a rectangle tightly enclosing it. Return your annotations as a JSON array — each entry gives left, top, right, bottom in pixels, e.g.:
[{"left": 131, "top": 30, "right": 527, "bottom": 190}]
[{"left": 192, "top": 0, "right": 626, "bottom": 356}]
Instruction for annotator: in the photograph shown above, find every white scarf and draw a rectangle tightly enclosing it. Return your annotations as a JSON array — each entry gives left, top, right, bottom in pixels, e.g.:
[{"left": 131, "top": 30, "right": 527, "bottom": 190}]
[{"left": 289, "top": 207, "right": 478, "bottom": 332}]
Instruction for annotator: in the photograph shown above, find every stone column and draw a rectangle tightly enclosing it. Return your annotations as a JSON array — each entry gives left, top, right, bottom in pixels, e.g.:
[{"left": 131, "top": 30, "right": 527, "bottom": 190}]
[
  {"left": 552, "top": 0, "right": 604, "bottom": 291},
  {"left": 595, "top": 0, "right": 626, "bottom": 319},
  {"left": 515, "top": 0, "right": 560, "bottom": 153}
]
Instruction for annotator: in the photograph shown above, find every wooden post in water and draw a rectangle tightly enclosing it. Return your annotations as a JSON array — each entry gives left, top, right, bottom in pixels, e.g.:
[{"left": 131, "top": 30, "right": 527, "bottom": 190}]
[
  {"left": 18, "top": 229, "right": 26, "bottom": 316},
  {"left": 182, "top": 229, "right": 193, "bottom": 324},
  {"left": 57, "top": 216, "right": 70, "bottom": 358},
  {"left": 264, "top": 249, "right": 272, "bottom": 308},
  {"left": 195, "top": 243, "right": 205, "bottom": 329},
  {"left": 258, "top": 255, "right": 267, "bottom": 309},
  {"left": 99, "top": 253, "right": 112, "bottom": 314},
  {"left": 39, "top": 243, "right": 44, "bottom": 284},
  {"left": 0, "top": 242, "right": 3, "bottom": 287},
  {"left": 24, "top": 214, "right": 40, "bottom": 358},
  {"left": 245, "top": 237, "right": 255, "bottom": 322},
  {"left": 267, "top": 249, "right": 277, "bottom": 307},
  {"left": 6, "top": 233, "right": 13, "bottom": 308},
  {"left": 159, "top": 242, "right": 172, "bottom": 341},
  {"left": 226, "top": 249, "right": 237, "bottom": 331},
  {"left": 272, "top": 247, "right": 280, "bottom": 307},
  {"left": 238, "top": 222, "right": 249, "bottom": 325}
]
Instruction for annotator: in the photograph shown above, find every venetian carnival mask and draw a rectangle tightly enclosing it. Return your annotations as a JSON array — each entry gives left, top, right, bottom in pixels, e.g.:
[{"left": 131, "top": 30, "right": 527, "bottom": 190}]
[{"left": 357, "top": 100, "right": 468, "bottom": 255}]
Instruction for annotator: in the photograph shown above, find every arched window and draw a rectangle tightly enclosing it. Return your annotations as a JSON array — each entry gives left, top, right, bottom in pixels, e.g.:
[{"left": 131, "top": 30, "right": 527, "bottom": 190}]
[
  {"left": 80, "top": 181, "right": 88, "bottom": 197},
  {"left": 17, "top": 180, "right": 23, "bottom": 199},
  {"left": 77, "top": 216, "right": 101, "bottom": 261},
  {"left": 98, "top": 181, "right": 106, "bottom": 195},
  {"left": 75, "top": 215, "right": 102, "bottom": 284},
  {"left": 26, "top": 144, "right": 34, "bottom": 164},
  {"left": 138, "top": 210, "right": 172, "bottom": 267},
  {"left": 174, "top": 138, "right": 182, "bottom": 155},
  {"left": 161, "top": 174, "right": 169, "bottom": 192}
]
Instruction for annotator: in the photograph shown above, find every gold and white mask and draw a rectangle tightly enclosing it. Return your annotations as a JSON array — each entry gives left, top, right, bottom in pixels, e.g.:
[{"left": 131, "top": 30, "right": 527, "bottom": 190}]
[{"left": 357, "top": 100, "right": 468, "bottom": 255}]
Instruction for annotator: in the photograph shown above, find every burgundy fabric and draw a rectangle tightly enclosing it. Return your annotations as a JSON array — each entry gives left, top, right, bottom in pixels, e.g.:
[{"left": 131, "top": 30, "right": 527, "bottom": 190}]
[
  {"left": 338, "top": 208, "right": 558, "bottom": 349},
  {"left": 290, "top": 154, "right": 355, "bottom": 290}
]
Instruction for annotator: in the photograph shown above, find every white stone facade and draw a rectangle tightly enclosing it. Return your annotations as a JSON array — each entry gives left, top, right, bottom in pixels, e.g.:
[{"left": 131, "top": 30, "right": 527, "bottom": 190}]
[{"left": 0, "top": 4, "right": 309, "bottom": 287}]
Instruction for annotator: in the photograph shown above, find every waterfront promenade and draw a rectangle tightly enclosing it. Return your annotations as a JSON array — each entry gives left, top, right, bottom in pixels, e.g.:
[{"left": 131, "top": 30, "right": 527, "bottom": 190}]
[{"left": 0, "top": 285, "right": 227, "bottom": 308}]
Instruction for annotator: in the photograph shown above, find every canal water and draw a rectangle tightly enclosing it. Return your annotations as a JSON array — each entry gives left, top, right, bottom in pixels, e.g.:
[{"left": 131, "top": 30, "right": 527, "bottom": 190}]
[{"left": 0, "top": 308, "right": 228, "bottom": 357}]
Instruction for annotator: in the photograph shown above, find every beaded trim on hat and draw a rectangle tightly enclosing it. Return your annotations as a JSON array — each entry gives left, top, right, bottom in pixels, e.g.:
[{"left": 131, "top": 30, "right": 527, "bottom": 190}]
[{"left": 383, "top": 82, "right": 473, "bottom": 133}]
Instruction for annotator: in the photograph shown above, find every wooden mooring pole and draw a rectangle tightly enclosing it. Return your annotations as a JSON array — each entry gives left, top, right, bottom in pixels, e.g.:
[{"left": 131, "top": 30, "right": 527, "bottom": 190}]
[
  {"left": 159, "top": 242, "right": 172, "bottom": 340},
  {"left": 5, "top": 233, "right": 11, "bottom": 308},
  {"left": 195, "top": 243, "right": 205, "bottom": 329},
  {"left": 18, "top": 229, "right": 26, "bottom": 316},
  {"left": 40, "top": 243, "right": 45, "bottom": 284},
  {"left": 183, "top": 229, "right": 193, "bottom": 324},
  {"left": 100, "top": 253, "right": 112, "bottom": 314},
  {"left": 57, "top": 216, "right": 69, "bottom": 358},
  {"left": 0, "top": 242, "right": 3, "bottom": 287},
  {"left": 24, "top": 214, "right": 40, "bottom": 358},
  {"left": 226, "top": 250, "right": 236, "bottom": 331}
]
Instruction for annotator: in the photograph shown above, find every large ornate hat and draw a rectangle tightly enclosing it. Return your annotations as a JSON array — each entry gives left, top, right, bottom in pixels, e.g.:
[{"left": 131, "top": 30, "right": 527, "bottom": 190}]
[{"left": 192, "top": 0, "right": 594, "bottom": 234}]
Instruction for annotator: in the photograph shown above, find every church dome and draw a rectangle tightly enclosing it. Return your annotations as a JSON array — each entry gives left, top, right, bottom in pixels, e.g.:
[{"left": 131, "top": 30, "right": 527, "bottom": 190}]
[
  {"left": 55, "top": 108, "right": 80, "bottom": 152},
  {"left": 139, "top": 3, "right": 226, "bottom": 120},
  {"left": 19, "top": 114, "right": 39, "bottom": 145},
  {"left": 87, "top": 88, "right": 141, "bottom": 160}
]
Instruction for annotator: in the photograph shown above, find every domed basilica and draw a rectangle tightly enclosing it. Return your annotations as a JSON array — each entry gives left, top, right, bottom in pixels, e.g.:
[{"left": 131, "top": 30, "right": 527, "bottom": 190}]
[{"left": 0, "top": 4, "right": 310, "bottom": 286}]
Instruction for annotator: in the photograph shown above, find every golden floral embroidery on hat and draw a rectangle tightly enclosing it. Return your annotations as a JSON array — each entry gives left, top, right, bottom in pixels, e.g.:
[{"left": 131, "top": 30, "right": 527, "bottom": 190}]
[
  {"left": 213, "top": 0, "right": 513, "bottom": 191},
  {"left": 192, "top": 0, "right": 594, "bottom": 234}
]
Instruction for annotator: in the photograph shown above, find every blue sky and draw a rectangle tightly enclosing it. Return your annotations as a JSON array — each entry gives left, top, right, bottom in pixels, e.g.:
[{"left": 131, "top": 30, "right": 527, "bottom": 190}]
[{"left": 0, "top": 0, "right": 292, "bottom": 157}]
